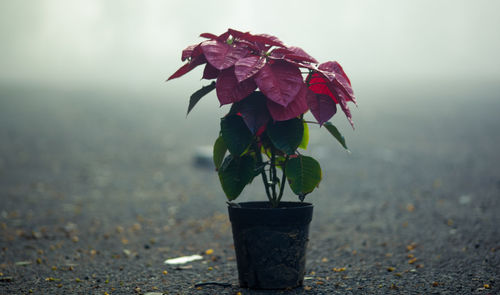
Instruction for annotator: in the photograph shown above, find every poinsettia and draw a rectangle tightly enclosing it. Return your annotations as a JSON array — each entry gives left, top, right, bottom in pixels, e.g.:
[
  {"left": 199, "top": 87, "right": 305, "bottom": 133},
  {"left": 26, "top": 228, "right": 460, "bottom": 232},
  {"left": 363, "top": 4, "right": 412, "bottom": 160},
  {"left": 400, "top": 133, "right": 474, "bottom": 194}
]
[
  {"left": 168, "top": 28, "right": 355, "bottom": 127},
  {"left": 168, "top": 29, "right": 356, "bottom": 207}
]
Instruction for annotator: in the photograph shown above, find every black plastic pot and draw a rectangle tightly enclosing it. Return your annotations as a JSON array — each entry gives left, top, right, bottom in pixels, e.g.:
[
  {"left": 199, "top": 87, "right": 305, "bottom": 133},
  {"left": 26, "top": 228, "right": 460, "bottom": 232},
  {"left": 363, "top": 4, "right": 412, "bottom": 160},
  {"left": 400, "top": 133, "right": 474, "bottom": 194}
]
[{"left": 228, "top": 201, "right": 313, "bottom": 289}]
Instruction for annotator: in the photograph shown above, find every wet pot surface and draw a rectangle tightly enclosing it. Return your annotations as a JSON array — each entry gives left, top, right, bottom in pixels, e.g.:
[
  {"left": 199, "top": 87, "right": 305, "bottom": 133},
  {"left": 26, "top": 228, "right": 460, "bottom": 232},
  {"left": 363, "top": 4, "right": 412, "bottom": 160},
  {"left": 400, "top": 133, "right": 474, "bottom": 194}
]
[{"left": 228, "top": 201, "right": 313, "bottom": 289}]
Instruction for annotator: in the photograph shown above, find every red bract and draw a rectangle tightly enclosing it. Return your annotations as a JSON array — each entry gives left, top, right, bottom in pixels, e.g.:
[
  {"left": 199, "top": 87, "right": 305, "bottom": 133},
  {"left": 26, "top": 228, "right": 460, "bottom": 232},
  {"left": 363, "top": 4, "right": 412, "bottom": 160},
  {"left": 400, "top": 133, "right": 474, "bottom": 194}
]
[
  {"left": 307, "top": 71, "right": 355, "bottom": 127},
  {"left": 234, "top": 56, "right": 266, "bottom": 83},
  {"left": 254, "top": 60, "right": 303, "bottom": 107},
  {"left": 248, "top": 34, "right": 285, "bottom": 48},
  {"left": 318, "top": 61, "right": 356, "bottom": 105},
  {"left": 228, "top": 28, "right": 285, "bottom": 48},
  {"left": 283, "top": 46, "right": 318, "bottom": 64},
  {"left": 201, "top": 40, "right": 249, "bottom": 70},
  {"left": 308, "top": 72, "right": 337, "bottom": 102},
  {"left": 306, "top": 93, "right": 337, "bottom": 126},
  {"left": 168, "top": 29, "right": 355, "bottom": 127},
  {"left": 216, "top": 67, "right": 257, "bottom": 105},
  {"left": 167, "top": 54, "right": 206, "bottom": 81},
  {"left": 269, "top": 48, "right": 294, "bottom": 59},
  {"left": 202, "top": 63, "right": 219, "bottom": 80},
  {"left": 199, "top": 32, "right": 218, "bottom": 39},
  {"left": 338, "top": 95, "right": 354, "bottom": 127},
  {"left": 267, "top": 85, "right": 310, "bottom": 121},
  {"left": 181, "top": 43, "right": 203, "bottom": 61}
]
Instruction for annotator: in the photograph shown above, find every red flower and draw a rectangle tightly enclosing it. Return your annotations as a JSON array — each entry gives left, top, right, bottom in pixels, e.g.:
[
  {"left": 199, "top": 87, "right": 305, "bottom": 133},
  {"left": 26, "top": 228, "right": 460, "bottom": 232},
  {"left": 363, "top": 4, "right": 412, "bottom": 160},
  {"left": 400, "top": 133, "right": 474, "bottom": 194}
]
[
  {"left": 168, "top": 29, "right": 355, "bottom": 130},
  {"left": 307, "top": 61, "right": 356, "bottom": 127}
]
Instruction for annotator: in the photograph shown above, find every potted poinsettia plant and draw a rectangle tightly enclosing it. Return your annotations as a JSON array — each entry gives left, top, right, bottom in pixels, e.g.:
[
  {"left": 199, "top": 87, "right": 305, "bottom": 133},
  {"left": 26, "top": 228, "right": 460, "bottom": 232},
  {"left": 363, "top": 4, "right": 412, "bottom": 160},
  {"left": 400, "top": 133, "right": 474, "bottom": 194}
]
[{"left": 168, "top": 28, "right": 356, "bottom": 289}]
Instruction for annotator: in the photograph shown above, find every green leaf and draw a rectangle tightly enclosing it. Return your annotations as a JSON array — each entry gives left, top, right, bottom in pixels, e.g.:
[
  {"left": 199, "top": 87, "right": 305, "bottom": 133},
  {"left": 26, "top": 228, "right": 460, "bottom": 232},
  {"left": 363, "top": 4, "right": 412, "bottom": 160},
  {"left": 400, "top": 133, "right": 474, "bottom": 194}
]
[
  {"left": 324, "top": 122, "right": 348, "bottom": 150},
  {"left": 213, "top": 136, "right": 227, "bottom": 170},
  {"left": 298, "top": 121, "right": 309, "bottom": 150},
  {"left": 285, "top": 155, "right": 322, "bottom": 196},
  {"left": 266, "top": 118, "right": 303, "bottom": 155},
  {"left": 218, "top": 155, "right": 255, "bottom": 200},
  {"left": 187, "top": 81, "right": 216, "bottom": 115},
  {"left": 221, "top": 115, "right": 253, "bottom": 156}
]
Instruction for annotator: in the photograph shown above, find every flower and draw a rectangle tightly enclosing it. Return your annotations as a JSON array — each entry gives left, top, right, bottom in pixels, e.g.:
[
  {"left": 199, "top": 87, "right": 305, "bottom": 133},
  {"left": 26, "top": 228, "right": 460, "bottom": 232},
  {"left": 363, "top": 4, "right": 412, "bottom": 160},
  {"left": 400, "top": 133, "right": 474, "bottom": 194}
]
[{"left": 168, "top": 28, "right": 355, "bottom": 130}]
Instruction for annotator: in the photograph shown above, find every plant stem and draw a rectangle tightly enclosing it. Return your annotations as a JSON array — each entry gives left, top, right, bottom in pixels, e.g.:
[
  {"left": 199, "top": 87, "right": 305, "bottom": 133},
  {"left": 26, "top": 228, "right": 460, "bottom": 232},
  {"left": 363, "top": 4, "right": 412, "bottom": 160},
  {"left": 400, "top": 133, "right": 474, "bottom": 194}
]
[
  {"left": 306, "top": 69, "right": 314, "bottom": 86},
  {"left": 277, "top": 156, "right": 288, "bottom": 204},
  {"left": 270, "top": 146, "right": 278, "bottom": 205},
  {"left": 303, "top": 120, "right": 320, "bottom": 125},
  {"left": 255, "top": 144, "right": 272, "bottom": 204}
]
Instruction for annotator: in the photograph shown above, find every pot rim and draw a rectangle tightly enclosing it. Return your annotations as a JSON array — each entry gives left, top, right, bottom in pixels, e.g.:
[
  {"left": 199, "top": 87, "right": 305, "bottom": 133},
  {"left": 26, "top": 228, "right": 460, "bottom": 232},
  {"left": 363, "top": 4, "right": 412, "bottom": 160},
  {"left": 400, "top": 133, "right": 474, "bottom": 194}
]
[
  {"left": 230, "top": 201, "right": 313, "bottom": 210},
  {"left": 228, "top": 201, "right": 314, "bottom": 225}
]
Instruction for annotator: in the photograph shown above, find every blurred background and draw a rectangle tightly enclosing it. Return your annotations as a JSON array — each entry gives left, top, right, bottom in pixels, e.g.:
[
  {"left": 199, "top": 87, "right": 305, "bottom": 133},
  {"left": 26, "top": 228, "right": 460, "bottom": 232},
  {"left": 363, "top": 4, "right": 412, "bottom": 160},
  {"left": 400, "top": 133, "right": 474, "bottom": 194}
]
[{"left": 1, "top": 0, "right": 499, "bottom": 211}]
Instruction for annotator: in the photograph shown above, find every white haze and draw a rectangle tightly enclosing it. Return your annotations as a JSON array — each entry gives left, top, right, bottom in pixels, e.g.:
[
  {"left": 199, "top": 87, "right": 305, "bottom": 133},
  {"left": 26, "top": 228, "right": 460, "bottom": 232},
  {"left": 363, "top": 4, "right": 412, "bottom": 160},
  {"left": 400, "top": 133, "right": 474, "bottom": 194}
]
[{"left": 0, "top": 0, "right": 499, "bottom": 96}]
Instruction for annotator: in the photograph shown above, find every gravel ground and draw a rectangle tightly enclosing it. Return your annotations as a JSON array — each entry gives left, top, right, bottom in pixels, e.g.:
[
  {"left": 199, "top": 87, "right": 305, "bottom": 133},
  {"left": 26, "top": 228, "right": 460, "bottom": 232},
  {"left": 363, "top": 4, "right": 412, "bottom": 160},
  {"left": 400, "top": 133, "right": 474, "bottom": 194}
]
[{"left": 1, "top": 81, "right": 499, "bottom": 294}]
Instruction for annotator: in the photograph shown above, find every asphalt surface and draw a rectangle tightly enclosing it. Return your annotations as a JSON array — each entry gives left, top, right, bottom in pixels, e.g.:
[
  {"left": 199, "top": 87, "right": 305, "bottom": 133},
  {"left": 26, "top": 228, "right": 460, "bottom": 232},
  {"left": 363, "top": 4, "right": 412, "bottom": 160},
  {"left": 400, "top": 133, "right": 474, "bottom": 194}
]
[{"left": 0, "top": 80, "right": 499, "bottom": 294}]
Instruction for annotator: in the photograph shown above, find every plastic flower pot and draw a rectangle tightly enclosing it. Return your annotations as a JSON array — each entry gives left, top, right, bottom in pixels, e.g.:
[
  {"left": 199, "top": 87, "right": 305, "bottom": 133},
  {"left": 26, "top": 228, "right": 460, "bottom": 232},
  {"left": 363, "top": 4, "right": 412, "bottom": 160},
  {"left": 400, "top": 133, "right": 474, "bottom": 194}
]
[{"left": 228, "top": 201, "right": 313, "bottom": 289}]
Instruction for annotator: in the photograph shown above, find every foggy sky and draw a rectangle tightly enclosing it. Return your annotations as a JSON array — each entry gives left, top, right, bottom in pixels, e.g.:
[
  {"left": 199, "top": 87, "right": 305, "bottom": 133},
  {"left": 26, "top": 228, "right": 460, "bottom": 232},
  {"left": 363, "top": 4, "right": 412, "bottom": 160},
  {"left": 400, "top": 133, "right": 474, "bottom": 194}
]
[{"left": 1, "top": 0, "right": 499, "bottom": 92}]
